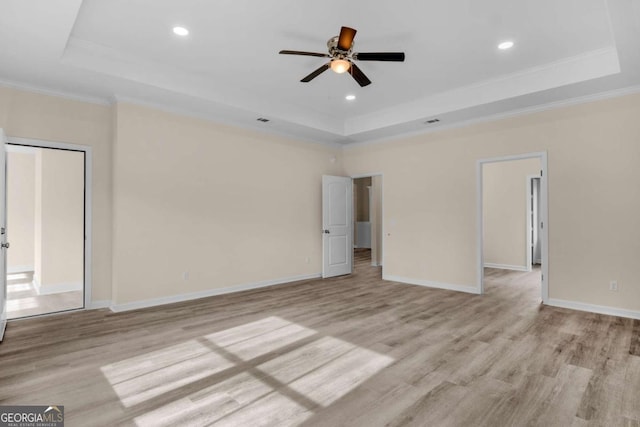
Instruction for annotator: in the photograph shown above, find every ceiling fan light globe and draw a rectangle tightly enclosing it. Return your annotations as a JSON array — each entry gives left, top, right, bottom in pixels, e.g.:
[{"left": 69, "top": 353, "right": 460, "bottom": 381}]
[{"left": 330, "top": 59, "right": 351, "bottom": 74}]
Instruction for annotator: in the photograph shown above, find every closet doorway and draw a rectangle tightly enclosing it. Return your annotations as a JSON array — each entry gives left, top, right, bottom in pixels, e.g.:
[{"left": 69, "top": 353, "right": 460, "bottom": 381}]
[
  {"left": 352, "top": 174, "right": 383, "bottom": 269},
  {"left": 6, "top": 141, "right": 89, "bottom": 319}
]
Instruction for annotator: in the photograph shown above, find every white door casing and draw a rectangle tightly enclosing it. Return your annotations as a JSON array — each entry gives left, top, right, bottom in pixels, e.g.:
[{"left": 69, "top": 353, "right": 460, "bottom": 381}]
[
  {"left": 322, "top": 175, "right": 353, "bottom": 278},
  {"left": 532, "top": 177, "right": 542, "bottom": 264},
  {"left": 477, "top": 152, "right": 548, "bottom": 303},
  {"left": 0, "top": 129, "right": 7, "bottom": 341}
]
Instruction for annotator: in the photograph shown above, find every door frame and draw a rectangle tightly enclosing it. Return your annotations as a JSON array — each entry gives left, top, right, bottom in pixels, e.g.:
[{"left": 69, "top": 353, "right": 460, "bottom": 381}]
[
  {"left": 476, "top": 152, "right": 548, "bottom": 302},
  {"left": 351, "top": 173, "right": 384, "bottom": 271},
  {"left": 527, "top": 175, "right": 542, "bottom": 270},
  {"left": 6, "top": 136, "right": 93, "bottom": 312}
]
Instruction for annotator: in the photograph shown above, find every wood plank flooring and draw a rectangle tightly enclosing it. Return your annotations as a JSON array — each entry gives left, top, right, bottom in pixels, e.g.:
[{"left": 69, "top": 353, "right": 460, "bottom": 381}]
[{"left": 1, "top": 250, "right": 639, "bottom": 426}]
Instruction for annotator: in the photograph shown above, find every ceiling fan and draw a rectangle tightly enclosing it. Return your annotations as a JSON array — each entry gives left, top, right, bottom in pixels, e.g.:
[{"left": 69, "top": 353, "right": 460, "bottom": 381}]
[{"left": 279, "top": 26, "right": 405, "bottom": 87}]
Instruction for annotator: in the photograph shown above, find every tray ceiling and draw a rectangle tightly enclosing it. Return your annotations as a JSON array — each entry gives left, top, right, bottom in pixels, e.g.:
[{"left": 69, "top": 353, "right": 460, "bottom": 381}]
[{"left": 0, "top": 0, "right": 638, "bottom": 144}]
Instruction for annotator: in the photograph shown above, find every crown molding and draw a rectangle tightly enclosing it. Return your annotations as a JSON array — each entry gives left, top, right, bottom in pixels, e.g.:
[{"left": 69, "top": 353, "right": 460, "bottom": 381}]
[
  {"left": 0, "top": 78, "right": 110, "bottom": 106},
  {"left": 112, "top": 95, "right": 344, "bottom": 149},
  {"left": 343, "top": 84, "right": 640, "bottom": 150}
]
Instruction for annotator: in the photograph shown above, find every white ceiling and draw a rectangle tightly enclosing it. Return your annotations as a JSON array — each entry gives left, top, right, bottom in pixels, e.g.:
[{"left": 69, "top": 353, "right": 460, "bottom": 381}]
[{"left": 1, "top": 0, "right": 639, "bottom": 145}]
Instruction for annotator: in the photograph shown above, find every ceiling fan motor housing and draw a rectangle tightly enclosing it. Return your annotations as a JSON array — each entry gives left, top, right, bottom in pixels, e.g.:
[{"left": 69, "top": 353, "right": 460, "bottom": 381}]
[{"left": 328, "top": 36, "right": 353, "bottom": 59}]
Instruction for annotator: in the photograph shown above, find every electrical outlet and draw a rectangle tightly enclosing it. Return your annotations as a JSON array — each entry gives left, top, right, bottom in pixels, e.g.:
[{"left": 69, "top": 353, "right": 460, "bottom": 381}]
[
  {"left": 305, "top": 257, "right": 311, "bottom": 264},
  {"left": 609, "top": 280, "right": 618, "bottom": 291},
  {"left": 182, "top": 271, "right": 189, "bottom": 281}
]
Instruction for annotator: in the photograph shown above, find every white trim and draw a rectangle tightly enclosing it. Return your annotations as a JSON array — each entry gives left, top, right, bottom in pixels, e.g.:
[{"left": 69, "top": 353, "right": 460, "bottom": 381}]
[
  {"left": 525, "top": 175, "right": 536, "bottom": 272},
  {"left": 525, "top": 175, "right": 533, "bottom": 272},
  {"left": 547, "top": 298, "right": 640, "bottom": 320},
  {"left": 5, "top": 145, "right": 37, "bottom": 154},
  {"left": 88, "top": 300, "right": 111, "bottom": 310},
  {"left": 36, "top": 281, "right": 83, "bottom": 295},
  {"left": 0, "top": 79, "right": 110, "bottom": 106},
  {"left": 483, "top": 263, "right": 529, "bottom": 272},
  {"left": 7, "top": 265, "right": 34, "bottom": 274},
  {"left": 7, "top": 136, "right": 92, "bottom": 153},
  {"left": 383, "top": 274, "right": 480, "bottom": 295},
  {"left": 6, "top": 136, "right": 92, "bottom": 311},
  {"left": 4, "top": 74, "right": 640, "bottom": 150},
  {"left": 110, "top": 273, "right": 321, "bottom": 313},
  {"left": 477, "top": 152, "right": 549, "bottom": 303},
  {"left": 350, "top": 172, "right": 384, "bottom": 179},
  {"left": 526, "top": 175, "right": 543, "bottom": 272},
  {"left": 344, "top": 84, "right": 640, "bottom": 149},
  {"left": 113, "top": 96, "right": 343, "bottom": 149}
]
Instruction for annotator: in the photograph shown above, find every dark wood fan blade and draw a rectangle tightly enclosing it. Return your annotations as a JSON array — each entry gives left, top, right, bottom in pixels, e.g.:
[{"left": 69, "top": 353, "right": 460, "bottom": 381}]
[
  {"left": 280, "top": 50, "right": 330, "bottom": 58},
  {"left": 354, "top": 52, "right": 405, "bottom": 61},
  {"left": 301, "top": 63, "right": 331, "bottom": 82},
  {"left": 349, "top": 63, "right": 371, "bottom": 87},
  {"left": 338, "top": 26, "right": 357, "bottom": 51}
]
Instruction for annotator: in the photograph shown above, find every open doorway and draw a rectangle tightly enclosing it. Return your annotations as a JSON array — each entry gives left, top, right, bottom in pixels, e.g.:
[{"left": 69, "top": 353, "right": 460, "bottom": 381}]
[
  {"left": 478, "top": 153, "right": 548, "bottom": 302},
  {"left": 6, "top": 143, "right": 86, "bottom": 319},
  {"left": 352, "top": 175, "right": 383, "bottom": 272},
  {"left": 529, "top": 176, "right": 542, "bottom": 267}
]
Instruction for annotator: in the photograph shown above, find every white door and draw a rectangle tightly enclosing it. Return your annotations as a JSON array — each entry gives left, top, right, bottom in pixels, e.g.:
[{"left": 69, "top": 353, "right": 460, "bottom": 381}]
[
  {"left": 0, "top": 129, "right": 7, "bottom": 340},
  {"left": 322, "top": 175, "right": 353, "bottom": 278}
]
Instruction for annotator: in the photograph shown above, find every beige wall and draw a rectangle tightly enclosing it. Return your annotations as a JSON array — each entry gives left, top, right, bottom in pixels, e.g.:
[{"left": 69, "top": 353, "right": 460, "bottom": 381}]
[
  {"left": 343, "top": 93, "right": 640, "bottom": 311},
  {"left": 483, "top": 158, "right": 540, "bottom": 269},
  {"left": 34, "top": 148, "right": 84, "bottom": 291},
  {"left": 112, "top": 103, "right": 342, "bottom": 305},
  {"left": 6, "top": 151, "right": 35, "bottom": 272},
  {"left": 3, "top": 83, "right": 640, "bottom": 316},
  {"left": 0, "top": 86, "right": 112, "bottom": 302}
]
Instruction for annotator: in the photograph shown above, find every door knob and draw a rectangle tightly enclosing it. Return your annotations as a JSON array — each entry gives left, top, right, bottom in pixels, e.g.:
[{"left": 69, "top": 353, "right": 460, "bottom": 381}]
[
  {"left": 323, "top": 230, "right": 330, "bottom": 234},
  {"left": 1, "top": 242, "right": 9, "bottom": 249}
]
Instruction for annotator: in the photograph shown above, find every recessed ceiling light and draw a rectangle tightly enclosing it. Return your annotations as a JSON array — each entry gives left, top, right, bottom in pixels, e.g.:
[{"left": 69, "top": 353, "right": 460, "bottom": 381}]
[
  {"left": 173, "top": 26, "right": 189, "bottom": 36},
  {"left": 498, "top": 41, "right": 514, "bottom": 50},
  {"left": 345, "top": 94, "right": 356, "bottom": 101}
]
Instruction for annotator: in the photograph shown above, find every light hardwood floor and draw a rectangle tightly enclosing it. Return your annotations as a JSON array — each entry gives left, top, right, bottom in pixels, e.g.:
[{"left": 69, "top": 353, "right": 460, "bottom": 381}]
[
  {"left": 1, "top": 251, "right": 639, "bottom": 426},
  {"left": 6, "top": 271, "right": 83, "bottom": 319}
]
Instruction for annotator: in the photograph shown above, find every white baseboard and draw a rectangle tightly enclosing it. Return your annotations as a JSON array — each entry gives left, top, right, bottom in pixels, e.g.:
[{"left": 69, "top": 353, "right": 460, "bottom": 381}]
[
  {"left": 88, "top": 300, "right": 112, "bottom": 310},
  {"left": 546, "top": 298, "right": 640, "bottom": 320},
  {"left": 383, "top": 274, "right": 480, "bottom": 295},
  {"left": 484, "top": 263, "right": 530, "bottom": 272},
  {"left": 7, "top": 265, "right": 34, "bottom": 274},
  {"left": 110, "top": 273, "right": 322, "bottom": 313},
  {"left": 35, "top": 281, "right": 83, "bottom": 295}
]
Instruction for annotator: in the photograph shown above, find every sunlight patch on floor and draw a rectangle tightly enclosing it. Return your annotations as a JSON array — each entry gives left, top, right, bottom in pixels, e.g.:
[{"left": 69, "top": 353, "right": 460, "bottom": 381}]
[
  {"left": 206, "top": 322, "right": 316, "bottom": 361},
  {"left": 8, "top": 283, "right": 33, "bottom": 293},
  {"left": 101, "top": 316, "right": 394, "bottom": 426},
  {"left": 288, "top": 346, "right": 394, "bottom": 406},
  {"left": 101, "top": 340, "right": 234, "bottom": 407},
  {"left": 7, "top": 297, "right": 38, "bottom": 311}
]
